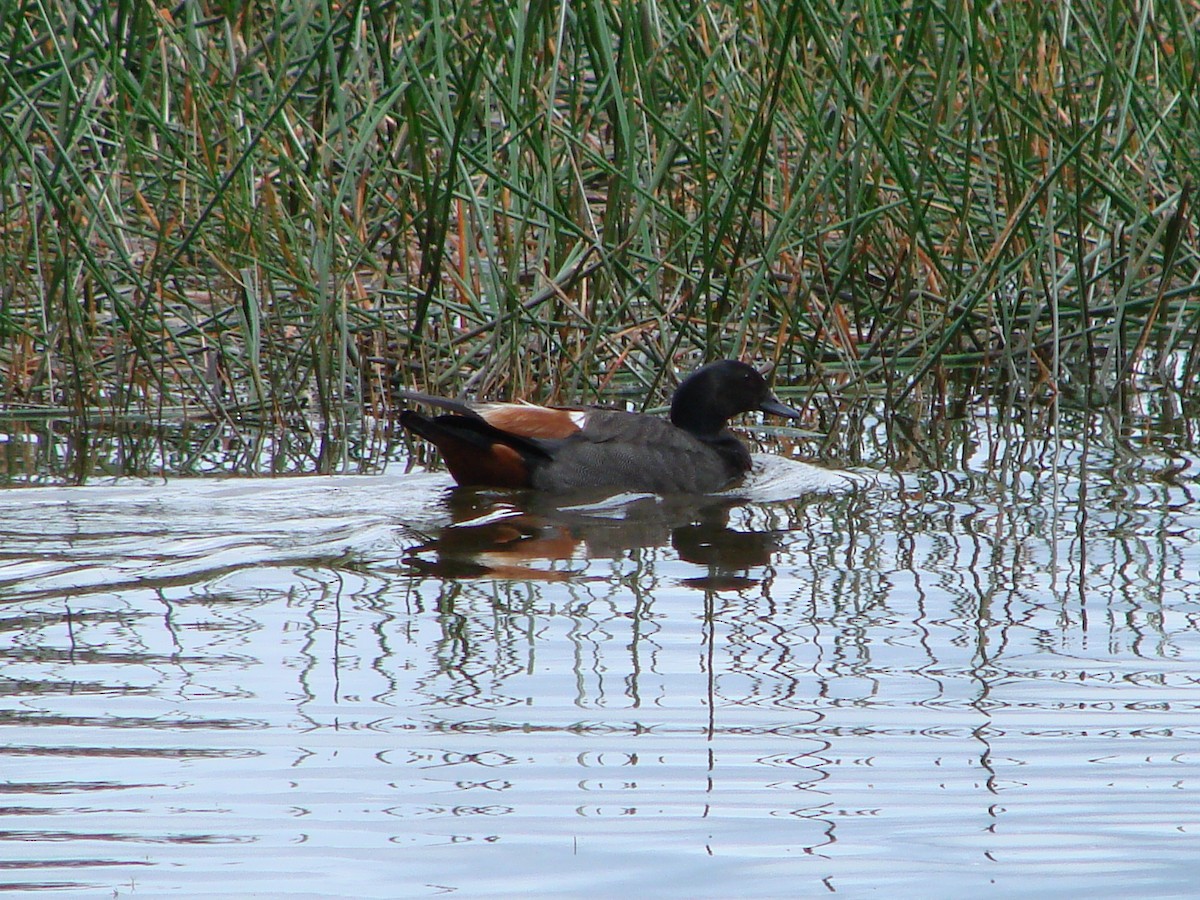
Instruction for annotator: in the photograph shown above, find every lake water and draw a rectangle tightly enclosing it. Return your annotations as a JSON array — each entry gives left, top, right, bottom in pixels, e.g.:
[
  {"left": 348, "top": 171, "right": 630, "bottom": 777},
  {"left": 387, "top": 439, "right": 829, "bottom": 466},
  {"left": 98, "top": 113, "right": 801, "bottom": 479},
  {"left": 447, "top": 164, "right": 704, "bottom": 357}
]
[{"left": 1, "top": 403, "right": 1199, "bottom": 897}]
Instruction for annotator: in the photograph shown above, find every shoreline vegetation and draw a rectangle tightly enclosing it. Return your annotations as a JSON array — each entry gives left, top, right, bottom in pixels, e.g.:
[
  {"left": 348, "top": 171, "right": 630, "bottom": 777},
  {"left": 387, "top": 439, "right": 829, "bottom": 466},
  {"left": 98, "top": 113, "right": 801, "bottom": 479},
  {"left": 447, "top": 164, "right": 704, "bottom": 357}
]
[{"left": 2, "top": 1, "right": 1198, "bottom": 478}]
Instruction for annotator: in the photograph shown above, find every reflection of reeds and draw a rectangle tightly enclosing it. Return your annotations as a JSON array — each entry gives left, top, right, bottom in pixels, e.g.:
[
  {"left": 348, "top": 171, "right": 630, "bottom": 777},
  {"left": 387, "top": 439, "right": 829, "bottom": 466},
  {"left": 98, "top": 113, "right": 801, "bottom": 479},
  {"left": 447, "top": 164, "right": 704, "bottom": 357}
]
[{"left": 1, "top": 2, "right": 1197, "bottom": 434}]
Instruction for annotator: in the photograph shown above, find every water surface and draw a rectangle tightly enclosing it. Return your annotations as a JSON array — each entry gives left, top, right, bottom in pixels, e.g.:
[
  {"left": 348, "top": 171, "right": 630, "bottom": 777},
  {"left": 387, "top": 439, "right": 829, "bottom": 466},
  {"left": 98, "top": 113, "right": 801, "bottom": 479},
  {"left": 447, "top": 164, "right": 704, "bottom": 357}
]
[{"left": 1, "top": 409, "right": 1199, "bottom": 897}]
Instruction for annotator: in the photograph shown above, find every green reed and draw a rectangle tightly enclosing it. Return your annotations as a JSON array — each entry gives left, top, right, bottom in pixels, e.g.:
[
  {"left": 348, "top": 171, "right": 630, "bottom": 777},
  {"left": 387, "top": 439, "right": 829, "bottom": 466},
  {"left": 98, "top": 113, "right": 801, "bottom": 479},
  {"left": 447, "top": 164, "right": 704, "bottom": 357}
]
[{"left": 1, "top": 0, "right": 1196, "bottom": 436}]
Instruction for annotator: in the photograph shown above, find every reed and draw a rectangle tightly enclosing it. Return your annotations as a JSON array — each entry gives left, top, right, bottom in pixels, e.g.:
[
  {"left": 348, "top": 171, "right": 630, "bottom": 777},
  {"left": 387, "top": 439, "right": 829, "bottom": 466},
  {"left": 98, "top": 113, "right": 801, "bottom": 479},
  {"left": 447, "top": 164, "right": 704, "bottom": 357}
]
[{"left": 1, "top": 0, "right": 1196, "bottom": 448}]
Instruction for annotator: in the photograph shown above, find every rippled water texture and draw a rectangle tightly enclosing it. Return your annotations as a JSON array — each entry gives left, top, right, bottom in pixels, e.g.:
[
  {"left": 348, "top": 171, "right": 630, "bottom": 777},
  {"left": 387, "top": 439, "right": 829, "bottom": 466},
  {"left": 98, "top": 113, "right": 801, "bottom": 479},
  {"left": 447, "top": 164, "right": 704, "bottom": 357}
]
[{"left": 2, "top": 414, "right": 1199, "bottom": 897}]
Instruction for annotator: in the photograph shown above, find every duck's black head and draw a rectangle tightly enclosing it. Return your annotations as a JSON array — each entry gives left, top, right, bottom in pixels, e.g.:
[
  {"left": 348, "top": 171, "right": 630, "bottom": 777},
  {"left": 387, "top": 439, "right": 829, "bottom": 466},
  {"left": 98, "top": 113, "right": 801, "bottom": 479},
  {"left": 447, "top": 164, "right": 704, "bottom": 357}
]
[{"left": 669, "top": 359, "right": 801, "bottom": 436}]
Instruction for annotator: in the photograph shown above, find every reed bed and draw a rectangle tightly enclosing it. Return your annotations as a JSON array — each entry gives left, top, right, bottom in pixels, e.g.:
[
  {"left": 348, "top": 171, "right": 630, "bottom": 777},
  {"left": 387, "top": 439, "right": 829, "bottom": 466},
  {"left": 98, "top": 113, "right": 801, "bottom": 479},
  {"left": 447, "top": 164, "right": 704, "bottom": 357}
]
[{"left": 2, "top": 0, "right": 1198, "bottom": 453}]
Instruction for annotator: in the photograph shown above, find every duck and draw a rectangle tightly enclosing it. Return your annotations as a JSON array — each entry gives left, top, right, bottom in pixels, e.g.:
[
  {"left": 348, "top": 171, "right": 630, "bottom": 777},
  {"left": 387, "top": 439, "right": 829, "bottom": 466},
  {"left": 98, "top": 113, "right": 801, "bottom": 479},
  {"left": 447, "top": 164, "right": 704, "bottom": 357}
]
[{"left": 398, "top": 359, "right": 801, "bottom": 494}]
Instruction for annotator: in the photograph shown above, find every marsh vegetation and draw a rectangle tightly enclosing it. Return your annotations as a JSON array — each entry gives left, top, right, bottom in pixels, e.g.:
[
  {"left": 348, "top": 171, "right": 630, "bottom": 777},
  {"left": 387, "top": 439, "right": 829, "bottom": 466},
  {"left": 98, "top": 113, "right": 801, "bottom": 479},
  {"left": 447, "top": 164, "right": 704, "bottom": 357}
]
[{"left": 2, "top": 0, "right": 1197, "bottom": 479}]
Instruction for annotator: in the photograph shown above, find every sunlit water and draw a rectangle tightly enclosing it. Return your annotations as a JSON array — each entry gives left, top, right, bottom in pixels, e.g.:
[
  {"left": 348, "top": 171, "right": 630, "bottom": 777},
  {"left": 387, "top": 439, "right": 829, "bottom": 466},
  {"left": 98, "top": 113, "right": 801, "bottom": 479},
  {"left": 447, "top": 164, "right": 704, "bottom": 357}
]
[{"left": 2, "top": 414, "right": 1199, "bottom": 897}]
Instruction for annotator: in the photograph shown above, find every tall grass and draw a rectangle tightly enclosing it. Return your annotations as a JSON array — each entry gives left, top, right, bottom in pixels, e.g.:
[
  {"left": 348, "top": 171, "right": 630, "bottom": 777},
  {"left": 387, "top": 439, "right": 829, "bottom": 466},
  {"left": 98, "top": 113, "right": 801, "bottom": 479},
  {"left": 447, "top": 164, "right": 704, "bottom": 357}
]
[{"left": 1, "top": 0, "right": 1197, "bottom": 446}]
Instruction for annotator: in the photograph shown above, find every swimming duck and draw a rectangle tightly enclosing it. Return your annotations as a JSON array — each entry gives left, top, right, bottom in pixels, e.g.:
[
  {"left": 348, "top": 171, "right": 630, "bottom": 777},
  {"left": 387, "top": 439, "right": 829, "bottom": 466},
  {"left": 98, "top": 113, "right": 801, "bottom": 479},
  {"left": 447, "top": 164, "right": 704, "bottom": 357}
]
[{"left": 398, "top": 359, "right": 800, "bottom": 494}]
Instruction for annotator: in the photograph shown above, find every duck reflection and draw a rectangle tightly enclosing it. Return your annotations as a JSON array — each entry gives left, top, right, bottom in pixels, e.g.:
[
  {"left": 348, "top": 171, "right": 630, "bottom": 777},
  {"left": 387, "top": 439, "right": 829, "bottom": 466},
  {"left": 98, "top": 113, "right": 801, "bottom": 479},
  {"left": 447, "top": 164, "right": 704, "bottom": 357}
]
[{"left": 403, "top": 487, "right": 784, "bottom": 588}]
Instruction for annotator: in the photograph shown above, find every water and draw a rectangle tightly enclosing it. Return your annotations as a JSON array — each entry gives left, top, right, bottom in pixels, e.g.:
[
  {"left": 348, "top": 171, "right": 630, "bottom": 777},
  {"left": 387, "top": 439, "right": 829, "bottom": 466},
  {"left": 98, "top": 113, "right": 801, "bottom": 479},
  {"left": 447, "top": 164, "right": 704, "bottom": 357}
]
[{"left": 2, "top": 408, "right": 1199, "bottom": 897}]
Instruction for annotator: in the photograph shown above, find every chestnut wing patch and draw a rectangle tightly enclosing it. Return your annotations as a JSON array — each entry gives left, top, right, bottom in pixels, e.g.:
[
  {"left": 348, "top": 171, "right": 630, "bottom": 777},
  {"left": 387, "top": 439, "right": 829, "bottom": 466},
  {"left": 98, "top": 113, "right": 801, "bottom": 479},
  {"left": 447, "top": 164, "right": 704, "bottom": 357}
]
[{"left": 477, "top": 403, "right": 587, "bottom": 440}]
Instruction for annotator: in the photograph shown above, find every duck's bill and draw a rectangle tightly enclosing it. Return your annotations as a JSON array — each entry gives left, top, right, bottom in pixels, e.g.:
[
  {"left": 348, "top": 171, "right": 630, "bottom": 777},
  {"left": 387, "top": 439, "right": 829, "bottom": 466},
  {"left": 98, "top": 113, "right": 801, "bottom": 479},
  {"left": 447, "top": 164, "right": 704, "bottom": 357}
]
[{"left": 759, "top": 396, "right": 802, "bottom": 419}]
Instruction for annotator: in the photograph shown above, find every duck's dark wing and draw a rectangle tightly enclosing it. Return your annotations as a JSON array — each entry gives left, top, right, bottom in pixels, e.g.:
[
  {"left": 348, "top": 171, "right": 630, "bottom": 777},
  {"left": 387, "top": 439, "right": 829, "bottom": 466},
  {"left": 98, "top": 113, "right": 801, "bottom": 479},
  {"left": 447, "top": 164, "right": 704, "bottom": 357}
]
[
  {"left": 399, "top": 410, "right": 551, "bottom": 487},
  {"left": 532, "top": 410, "right": 751, "bottom": 494}
]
